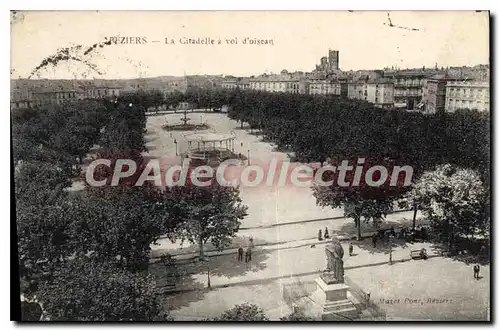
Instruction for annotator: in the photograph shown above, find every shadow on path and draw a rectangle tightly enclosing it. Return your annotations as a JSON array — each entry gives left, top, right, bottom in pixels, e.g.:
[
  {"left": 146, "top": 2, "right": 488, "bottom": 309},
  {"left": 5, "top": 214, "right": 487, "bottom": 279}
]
[
  {"left": 152, "top": 235, "right": 270, "bottom": 259},
  {"left": 429, "top": 241, "right": 490, "bottom": 266},
  {"left": 353, "top": 237, "right": 409, "bottom": 255},
  {"left": 153, "top": 249, "right": 271, "bottom": 311}
]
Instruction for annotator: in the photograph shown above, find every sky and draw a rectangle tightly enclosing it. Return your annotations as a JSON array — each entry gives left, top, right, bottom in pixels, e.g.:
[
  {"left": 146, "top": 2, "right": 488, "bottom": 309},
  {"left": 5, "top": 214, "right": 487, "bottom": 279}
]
[{"left": 10, "top": 11, "right": 490, "bottom": 79}]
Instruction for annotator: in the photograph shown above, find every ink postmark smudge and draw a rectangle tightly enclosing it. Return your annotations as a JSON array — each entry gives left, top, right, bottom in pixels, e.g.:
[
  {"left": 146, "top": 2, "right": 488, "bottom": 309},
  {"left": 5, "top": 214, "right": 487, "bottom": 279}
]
[{"left": 28, "top": 40, "right": 113, "bottom": 79}]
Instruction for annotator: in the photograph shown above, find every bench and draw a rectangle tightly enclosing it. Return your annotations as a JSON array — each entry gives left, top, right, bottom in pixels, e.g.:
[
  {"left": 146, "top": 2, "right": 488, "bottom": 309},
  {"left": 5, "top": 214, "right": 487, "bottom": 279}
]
[
  {"left": 410, "top": 249, "right": 427, "bottom": 260},
  {"left": 410, "top": 250, "right": 421, "bottom": 259}
]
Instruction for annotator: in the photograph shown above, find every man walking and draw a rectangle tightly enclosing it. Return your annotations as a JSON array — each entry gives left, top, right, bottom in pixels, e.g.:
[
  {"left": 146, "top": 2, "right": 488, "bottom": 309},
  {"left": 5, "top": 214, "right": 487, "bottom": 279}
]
[
  {"left": 237, "top": 247, "right": 244, "bottom": 262},
  {"left": 245, "top": 247, "right": 252, "bottom": 263},
  {"left": 473, "top": 264, "right": 480, "bottom": 280},
  {"left": 349, "top": 243, "right": 354, "bottom": 256}
]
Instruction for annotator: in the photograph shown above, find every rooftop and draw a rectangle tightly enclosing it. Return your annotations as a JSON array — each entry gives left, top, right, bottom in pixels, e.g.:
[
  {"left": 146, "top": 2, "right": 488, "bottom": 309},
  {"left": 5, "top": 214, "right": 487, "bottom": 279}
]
[{"left": 446, "top": 80, "right": 490, "bottom": 87}]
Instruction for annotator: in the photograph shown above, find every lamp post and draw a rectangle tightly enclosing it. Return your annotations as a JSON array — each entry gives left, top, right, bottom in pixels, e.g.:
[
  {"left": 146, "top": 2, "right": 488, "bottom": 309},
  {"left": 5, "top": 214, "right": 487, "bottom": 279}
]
[
  {"left": 247, "top": 149, "right": 250, "bottom": 166},
  {"left": 388, "top": 235, "right": 394, "bottom": 265},
  {"left": 207, "top": 265, "right": 211, "bottom": 289},
  {"left": 174, "top": 139, "right": 178, "bottom": 156}
]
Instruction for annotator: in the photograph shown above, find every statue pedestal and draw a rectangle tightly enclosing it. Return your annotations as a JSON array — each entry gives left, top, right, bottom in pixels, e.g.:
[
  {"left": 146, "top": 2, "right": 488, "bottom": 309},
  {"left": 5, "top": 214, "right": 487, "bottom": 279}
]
[{"left": 310, "top": 276, "right": 358, "bottom": 321}]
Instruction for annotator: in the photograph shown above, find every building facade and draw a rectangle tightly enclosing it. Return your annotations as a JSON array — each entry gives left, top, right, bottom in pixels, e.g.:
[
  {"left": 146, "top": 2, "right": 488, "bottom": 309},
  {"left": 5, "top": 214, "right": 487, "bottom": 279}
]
[
  {"left": 445, "top": 81, "right": 490, "bottom": 112},
  {"left": 249, "top": 75, "right": 302, "bottom": 94},
  {"left": 32, "top": 89, "right": 83, "bottom": 106},
  {"left": 221, "top": 78, "right": 238, "bottom": 89},
  {"left": 348, "top": 79, "right": 394, "bottom": 109},
  {"left": 383, "top": 69, "right": 437, "bottom": 109},
  {"left": 422, "top": 76, "right": 459, "bottom": 114},
  {"left": 221, "top": 77, "right": 250, "bottom": 90},
  {"left": 236, "top": 78, "right": 250, "bottom": 90},
  {"left": 82, "top": 86, "right": 121, "bottom": 99},
  {"left": 308, "top": 79, "right": 341, "bottom": 95},
  {"left": 11, "top": 86, "right": 33, "bottom": 109}
]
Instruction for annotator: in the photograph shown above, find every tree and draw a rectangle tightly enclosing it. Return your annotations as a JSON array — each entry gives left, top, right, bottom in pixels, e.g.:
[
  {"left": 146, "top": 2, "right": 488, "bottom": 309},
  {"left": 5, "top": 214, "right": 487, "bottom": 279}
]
[
  {"left": 149, "top": 89, "right": 165, "bottom": 112},
  {"left": 212, "top": 303, "right": 269, "bottom": 321},
  {"left": 166, "top": 177, "right": 248, "bottom": 260},
  {"left": 15, "top": 160, "right": 72, "bottom": 205},
  {"left": 100, "top": 112, "right": 146, "bottom": 154},
  {"left": 164, "top": 90, "right": 185, "bottom": 110},
  {"left": 12, "top": 100, "right": 107, "bottom": 169},
  {"left": 410, "top": 164, "right": 488, "bottom": 248},
  {"left": 16, "top": 193, "right": 76, "bottom": 298},
  {"left": 70, "top": 187, "right": 174, "bottom": 271},
  {"left": 36, "top": 257, "right": 168, "bottom": 321},
  {"left": 312, "top": 159, "right": 407, "bottom": 240}
]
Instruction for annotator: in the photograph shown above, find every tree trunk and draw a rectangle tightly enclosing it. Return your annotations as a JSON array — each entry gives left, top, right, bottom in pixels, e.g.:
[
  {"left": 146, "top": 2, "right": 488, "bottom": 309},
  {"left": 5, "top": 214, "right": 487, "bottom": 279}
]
[
  {"left": 412, "top": 204, "right": 418, "bottom": 230},
  {"left": 198, "top": 238, "right": 205, "bottom": 260},
  {"left": 448, "top": 220, "right": 454, "bottom": 250},
  {"left": 355, "top": 216, "right": 362, "bottom": 241}
]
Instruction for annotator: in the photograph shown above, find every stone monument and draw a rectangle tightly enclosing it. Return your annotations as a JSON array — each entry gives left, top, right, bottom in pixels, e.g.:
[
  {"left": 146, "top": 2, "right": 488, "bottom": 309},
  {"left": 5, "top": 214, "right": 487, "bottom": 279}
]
[{"left": 310, "top": 236, "right": 358, "bottom": 320}]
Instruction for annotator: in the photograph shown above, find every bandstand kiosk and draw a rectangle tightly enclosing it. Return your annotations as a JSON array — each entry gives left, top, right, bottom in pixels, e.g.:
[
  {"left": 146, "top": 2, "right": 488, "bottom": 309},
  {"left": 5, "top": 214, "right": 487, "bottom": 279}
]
[{"left": 183, "top": 131, "right": 237, "bottom": 166}]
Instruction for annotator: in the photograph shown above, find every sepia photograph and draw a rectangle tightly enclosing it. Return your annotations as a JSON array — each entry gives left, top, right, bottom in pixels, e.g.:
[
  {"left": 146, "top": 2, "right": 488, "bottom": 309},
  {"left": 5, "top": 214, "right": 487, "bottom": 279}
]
[{"left": 10, "top": 10, "right": 491, "bottom": 322}]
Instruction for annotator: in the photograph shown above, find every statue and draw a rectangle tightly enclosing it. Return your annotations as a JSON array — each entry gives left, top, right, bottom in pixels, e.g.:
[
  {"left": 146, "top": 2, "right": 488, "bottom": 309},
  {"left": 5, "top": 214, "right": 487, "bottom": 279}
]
[{"left": 323, "top": 236, "right": 345, "bottom": 283}]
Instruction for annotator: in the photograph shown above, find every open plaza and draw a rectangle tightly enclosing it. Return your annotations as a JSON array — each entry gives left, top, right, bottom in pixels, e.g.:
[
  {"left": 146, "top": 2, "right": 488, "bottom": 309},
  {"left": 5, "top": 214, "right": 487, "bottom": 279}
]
[{"left": 143, "top": 110, "right": 490, "bottom": 321}]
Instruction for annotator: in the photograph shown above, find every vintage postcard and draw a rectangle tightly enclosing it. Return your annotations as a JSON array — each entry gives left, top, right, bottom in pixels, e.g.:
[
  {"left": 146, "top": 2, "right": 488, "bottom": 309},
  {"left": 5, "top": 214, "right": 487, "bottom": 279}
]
[{"left": 11, "top": 11, "right": 490, "bottom": 322}]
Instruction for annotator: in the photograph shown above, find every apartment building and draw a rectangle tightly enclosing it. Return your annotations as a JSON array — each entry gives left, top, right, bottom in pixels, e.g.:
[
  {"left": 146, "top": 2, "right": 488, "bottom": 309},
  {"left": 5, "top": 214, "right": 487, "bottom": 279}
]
[
  {"left": 383, "top": 69, "right": 437, "bottom": 109},
  {"left": 445, "top": 81, "right": 490, "bottom": 112},
  {"left": 249, "top": 75, "right": 302, "bottom": 94},
  {"left": 221, "top": 77, "right": 250, "bottom": 90},
  {"left": 308, "top": 79, "right": 341, "bottom": 95},
  {"left": 32, "top": 88, "right": 83, "bottom": 106},
  {"left": 348, "top": 78, "right": 394, "bottom": 109},
  {"left": 422, "top": 75, "right": 460, "bottom": 114}
]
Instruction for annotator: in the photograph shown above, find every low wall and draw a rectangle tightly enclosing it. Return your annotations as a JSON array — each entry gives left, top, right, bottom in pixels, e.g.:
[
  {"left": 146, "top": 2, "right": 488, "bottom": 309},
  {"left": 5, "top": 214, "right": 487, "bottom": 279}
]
[{"left": 345, "top": 275, "right": 387, "bottom": 320}]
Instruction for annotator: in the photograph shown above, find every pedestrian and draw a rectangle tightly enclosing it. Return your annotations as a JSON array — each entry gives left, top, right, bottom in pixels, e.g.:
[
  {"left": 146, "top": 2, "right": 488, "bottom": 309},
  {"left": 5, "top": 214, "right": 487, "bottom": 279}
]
[
  {"left": 318, "top": 229, "right": 323, "bottom": 241},
  {"left": 324, "top": 227, "right": 330, "bottom": 239},
  {"left": 473, "top": 264, "right": 480, "bottom": 279},
  {"left": 249, "top": 237, "right": 255, "bottom": 249},
  {"left": 245, "top": 247, "right": 252, "bottom": 263},
  {"left": 349, "top": 243, "right": 354, "bottom": 256},
  {"left": 237, "top": 247, "right": 244, "bottom": 262},
  {"left": 372, "top": 234, "right": 378, "bottom": 248}
]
